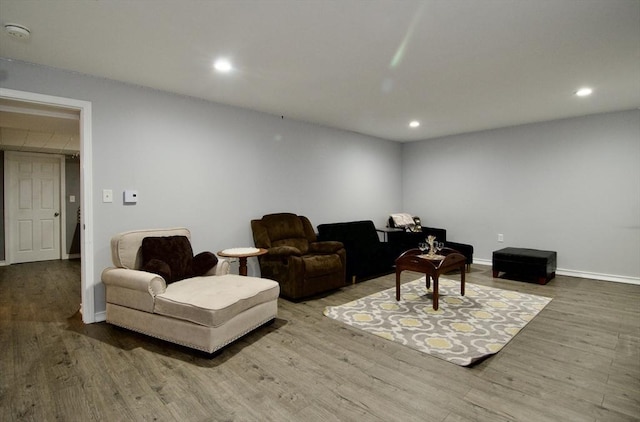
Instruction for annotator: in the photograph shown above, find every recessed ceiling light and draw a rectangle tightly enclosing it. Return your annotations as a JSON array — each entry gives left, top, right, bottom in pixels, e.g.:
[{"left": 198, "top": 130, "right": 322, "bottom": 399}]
[
  {"left": 213, "top": 58, "right": 233, "bottom": 73},
  {"left": 409, "top": 120, "right": 420, "bottom": 128},
  {"left": 575, "top": 87, "right": 593, "bottom": 97}
]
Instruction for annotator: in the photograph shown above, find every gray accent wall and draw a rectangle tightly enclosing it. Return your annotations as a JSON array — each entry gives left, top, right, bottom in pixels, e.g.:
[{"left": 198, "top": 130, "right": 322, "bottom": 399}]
[
  {"left": 403, "top": 110, "right": 640, "bottom": 278},
  {"left": 0, "top": 59, "right": 403, "bottom": 313}
]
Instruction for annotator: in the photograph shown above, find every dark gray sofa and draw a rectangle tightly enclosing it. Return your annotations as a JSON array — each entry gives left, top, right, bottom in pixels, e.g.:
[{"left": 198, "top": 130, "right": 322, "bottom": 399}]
[{"left": 317, "top": 220, "right": 396, "bottom": 282}]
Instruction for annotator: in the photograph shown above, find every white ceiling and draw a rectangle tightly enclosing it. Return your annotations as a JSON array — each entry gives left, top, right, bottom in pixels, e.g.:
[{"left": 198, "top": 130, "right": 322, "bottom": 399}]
[
  {"left": 0, "top": 0, "right": 638, "bottom": 142},
  {"left": 0, "top": 98, "right": 80, "bottom": 154}
]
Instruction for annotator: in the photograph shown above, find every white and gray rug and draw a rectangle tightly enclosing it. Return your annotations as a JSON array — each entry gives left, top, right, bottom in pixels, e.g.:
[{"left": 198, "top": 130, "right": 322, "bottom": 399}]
[{"left": 323, "top": 277, "right": 552, "bottom": 366}]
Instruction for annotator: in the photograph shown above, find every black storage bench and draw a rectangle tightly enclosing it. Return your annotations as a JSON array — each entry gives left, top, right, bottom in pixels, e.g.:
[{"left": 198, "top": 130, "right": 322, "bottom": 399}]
[
  {"left": 385, "top": 221, "right": 474, "bottom": 272},
  {"left": 492, "top": 247, "right": 557, "bottom": 284}
]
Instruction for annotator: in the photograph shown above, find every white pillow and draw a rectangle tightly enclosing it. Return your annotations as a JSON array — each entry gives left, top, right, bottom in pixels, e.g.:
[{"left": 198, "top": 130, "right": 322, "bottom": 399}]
[{"left": 390, "top": 213, "right": 415, "bottom": 228}]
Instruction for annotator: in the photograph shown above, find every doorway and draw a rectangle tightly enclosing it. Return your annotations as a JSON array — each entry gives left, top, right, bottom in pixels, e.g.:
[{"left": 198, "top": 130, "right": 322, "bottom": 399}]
[{"left": 0, "top": 87, "right": 95, "bottom": 323}]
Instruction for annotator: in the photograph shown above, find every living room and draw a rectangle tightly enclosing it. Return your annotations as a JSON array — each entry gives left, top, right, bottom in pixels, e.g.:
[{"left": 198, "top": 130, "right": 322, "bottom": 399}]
[{"left": 0, "top": 1, "right": 638, "bottom": 420}]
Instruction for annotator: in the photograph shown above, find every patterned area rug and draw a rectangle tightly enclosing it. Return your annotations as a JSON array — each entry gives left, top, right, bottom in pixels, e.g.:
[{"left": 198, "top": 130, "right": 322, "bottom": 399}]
[{"left": 323, "top": 277, "right": 552, "bottom": 366}]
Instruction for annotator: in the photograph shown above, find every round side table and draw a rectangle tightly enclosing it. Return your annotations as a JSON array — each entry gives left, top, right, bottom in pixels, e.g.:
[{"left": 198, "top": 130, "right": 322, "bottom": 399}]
[{"left": 217, "top": 247, "right": 268, "bottom": 276}]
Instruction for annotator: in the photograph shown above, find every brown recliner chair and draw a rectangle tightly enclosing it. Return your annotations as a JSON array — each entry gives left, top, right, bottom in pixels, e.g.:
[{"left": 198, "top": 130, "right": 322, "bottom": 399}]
[{"left": 251, "top": 213, "right": 347, "bottom": 300}]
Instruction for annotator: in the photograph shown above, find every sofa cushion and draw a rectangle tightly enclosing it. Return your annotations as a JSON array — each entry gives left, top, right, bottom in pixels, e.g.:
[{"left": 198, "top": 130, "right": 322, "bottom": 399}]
[
  {"left": 142, "top": 258, "right": 172, "bottom": 282},
  {"left": 154, "top": 275, "right": 280, "bottom": 327},
  {"left": 193, "top": 251, "right": 219, "bottom": 276},
  {"left": 141, "top": 236, "right": 193, "bottom": 283}
]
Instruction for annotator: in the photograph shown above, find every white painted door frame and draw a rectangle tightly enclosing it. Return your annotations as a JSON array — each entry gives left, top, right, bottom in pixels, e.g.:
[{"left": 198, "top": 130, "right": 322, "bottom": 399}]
[
  {"left": 5, "top": 151, "right": 65, "bottom": 263},
  {"left": 0, "top": 88, "right": 95, "bottom": 324}
]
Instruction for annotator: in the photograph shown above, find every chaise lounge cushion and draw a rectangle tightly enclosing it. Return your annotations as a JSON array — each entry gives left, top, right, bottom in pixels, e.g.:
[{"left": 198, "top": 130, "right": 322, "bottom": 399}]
[
  {"left": 141, "top": 235, "right": 194, "bottom": 283},
  {"left": 142, "top": 258, "right": 172, "bottom": 282},
  {"left": 154, "top": 275, "right": 280, "bottom": 327},
  {"left": 193, "top": 251, "right": 219, "bottom": 276}
]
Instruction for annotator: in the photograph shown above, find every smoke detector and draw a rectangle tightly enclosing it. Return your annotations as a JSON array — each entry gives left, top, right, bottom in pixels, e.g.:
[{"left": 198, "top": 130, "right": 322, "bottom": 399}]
[{"left": 4, "top": 23, "right": 31, "bottom": 40}]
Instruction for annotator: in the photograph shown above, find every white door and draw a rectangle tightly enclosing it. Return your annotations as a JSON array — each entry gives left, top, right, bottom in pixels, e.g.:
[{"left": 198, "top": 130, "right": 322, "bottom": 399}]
[{"left": 6, "top": 152, "right": 62, "bottom": 263}]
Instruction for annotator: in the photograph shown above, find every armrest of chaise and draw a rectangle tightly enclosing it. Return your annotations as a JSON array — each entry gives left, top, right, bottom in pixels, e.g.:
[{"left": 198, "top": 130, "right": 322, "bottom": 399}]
[
  {"left": 102, "top": 267, "right": 167, "bottom": 297},
  {"left": 202, "top": 258, "right": 231, "bottom": 276}
]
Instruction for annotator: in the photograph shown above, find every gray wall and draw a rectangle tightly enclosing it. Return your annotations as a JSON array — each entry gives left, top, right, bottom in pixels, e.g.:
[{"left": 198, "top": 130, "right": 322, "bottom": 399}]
[
  {"left": 1, "top": 58, "right": 638, "bottom": 319},
  {"left": 0, "top": 58, "right": 403, "bottom": 314},
  {"left": 403, "top": 110, "right": 640, "bottom": 278}
]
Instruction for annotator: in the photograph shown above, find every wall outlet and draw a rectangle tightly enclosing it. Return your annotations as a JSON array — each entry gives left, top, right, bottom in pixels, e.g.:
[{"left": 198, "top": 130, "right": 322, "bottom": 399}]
[{"left": 498, "top": 233, "right": 504, "bottom": 242}]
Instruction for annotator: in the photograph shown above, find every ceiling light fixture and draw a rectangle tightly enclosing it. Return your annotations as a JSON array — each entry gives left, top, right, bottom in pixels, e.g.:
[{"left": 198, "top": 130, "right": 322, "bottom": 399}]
[
  {"left": 213, "top": 58, "right": 233, "bottom": 73},
  {"left": 575, "top": 87, "right": 593, "bottom": 97},
  {"left": 409, "top": 120, "right": 420, "bottom": 128},
  {"left": 4, "top": 23, "right": 31, "bottom": 40}
]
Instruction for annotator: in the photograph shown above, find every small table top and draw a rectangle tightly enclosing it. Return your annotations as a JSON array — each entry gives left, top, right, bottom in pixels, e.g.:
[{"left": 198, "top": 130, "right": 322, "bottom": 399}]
[
  {"left": 396, "top": 249, "right": 464, "bottom": 270},
  {"left": 417, "top": 253, "right": 446, "bottom": 261},
  {"left": 375, "top": 227, "right": 404, "bottom": 233},
  {"left": 217, "top": 247, "right": 268, "bottom": 258}
]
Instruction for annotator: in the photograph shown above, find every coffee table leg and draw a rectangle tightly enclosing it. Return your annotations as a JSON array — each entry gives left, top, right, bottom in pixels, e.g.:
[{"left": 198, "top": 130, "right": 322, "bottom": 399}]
[
  {"left": 460, "top": 264, "right": 465, "bottom": 296},
  {"left": 238, "top": 257, "right": 248, "bottom": 276},
  {"left": 396, "top": 271, "right": 401, "bottom": 301},
  {"left": 433, "top": 276, "right": 439, "bottom": 310}
]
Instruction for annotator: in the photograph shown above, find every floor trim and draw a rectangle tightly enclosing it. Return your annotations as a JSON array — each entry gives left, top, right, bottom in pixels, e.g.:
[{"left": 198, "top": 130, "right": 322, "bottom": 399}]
[{"left": 473, "top": 258, "right": 640, "bottom": 285}]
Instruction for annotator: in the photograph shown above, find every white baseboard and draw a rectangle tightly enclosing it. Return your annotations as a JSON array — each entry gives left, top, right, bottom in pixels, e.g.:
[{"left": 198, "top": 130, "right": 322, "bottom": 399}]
[
  {"left": 472, "top": 258, "right": 640, "bottom": 285},
  {"left": 555, "top": 269, "right": 640, "bottom": 285},
  {"left": 94, "top": 311, "right": 106, "bottom": 322},
  {"left": 1, "top": 256, "right": 79, "bottom": 264},
  {"left": 473, "top": 258, "right": 493, "bottom": 267}
]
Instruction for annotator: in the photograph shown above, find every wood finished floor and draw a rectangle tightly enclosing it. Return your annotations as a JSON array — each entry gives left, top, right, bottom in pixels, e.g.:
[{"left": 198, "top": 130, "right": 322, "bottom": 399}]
[{"left": 1, "top": 260, "right": 639, "bottom": 422}]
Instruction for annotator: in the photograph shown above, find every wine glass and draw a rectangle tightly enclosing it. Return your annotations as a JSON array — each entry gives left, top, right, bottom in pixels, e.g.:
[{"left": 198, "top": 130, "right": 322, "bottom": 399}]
[
  {"left": 436, "top": 242, "right": 444, "bottom": 253},
  {"left": 418, "top": 242, "right": 428, "bottom": 255}
]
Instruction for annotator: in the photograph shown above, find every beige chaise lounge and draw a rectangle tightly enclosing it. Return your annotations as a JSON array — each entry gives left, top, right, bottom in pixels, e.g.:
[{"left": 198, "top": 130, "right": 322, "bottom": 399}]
[{"left": 101, "top": 228, "right": 279, "bottom": 353}]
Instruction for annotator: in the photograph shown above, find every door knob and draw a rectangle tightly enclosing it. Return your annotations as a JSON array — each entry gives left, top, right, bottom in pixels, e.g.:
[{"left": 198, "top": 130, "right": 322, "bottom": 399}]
[{"left": 54, "top": 212, "right": 60, "bottom": 217}]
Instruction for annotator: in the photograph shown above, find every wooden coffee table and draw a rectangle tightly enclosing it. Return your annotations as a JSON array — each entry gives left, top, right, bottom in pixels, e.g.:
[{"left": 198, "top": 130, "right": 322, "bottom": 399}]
[
  {"left": 217, "top": 247, "right": 268, "bottom": 276},
  {"left": 395, "top": 248, "right": 466, "bottom": 310}
]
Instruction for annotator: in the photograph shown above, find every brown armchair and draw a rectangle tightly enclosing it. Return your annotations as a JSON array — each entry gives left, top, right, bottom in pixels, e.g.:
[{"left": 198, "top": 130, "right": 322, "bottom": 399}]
[{"left": 251, "top": 213, "right": 347, "bottom": 300}]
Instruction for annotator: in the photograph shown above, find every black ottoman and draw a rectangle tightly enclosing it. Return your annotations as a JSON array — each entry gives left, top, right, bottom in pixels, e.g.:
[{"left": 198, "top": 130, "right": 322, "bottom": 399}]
[{"left": 492, "top": 247, "right": 557, "bottom": 284}]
